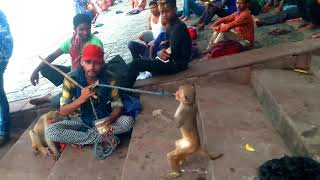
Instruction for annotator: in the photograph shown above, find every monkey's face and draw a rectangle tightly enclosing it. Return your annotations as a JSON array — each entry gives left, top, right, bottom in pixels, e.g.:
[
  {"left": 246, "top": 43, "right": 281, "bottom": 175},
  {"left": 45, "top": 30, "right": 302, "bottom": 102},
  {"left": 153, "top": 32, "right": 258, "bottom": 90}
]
[{"left": 175, "top": 85, "right": 195, "bottom": 105}]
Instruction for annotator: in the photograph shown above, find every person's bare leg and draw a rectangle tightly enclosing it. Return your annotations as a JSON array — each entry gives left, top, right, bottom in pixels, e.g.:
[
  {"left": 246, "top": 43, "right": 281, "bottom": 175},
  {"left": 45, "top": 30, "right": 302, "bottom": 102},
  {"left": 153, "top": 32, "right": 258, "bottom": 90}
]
[
  {"left": 298, "top": 21, "right": 310, "bottom": 29},
  {"left": 312, "top": 32, "right": 320, "bottom": 39},
  {"left": 303, "top": 23, "right": 317, "bottom": 30}
]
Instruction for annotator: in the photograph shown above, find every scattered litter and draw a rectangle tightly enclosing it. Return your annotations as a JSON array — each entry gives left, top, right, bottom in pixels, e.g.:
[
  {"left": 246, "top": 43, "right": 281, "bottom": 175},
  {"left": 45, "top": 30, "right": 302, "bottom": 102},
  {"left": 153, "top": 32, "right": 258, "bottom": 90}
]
[
  {"left": 94, "top": 23, "right": 104, "bottom": 28},
  {"left": 245, "top": 143, "right": 256, "bottom": 152},
  {"left": 181, "top": 168, "right": 207, "bottom": 174},
  {"left": 116, "top": 10, "right": 124, "bottom": 14},
  {"left": 294, "top": 68, "right": 310, "bottom": 74}
]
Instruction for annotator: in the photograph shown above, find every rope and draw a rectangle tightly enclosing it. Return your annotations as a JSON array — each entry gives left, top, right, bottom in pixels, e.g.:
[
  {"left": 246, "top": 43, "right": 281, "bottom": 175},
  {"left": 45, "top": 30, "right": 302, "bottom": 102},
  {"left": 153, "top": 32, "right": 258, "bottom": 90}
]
[
  {"left": 93, "top": 84, "right": 173, "bottom": 97},
  {"left": 88, "top": 97, "right": 120, "bottom": 160}
]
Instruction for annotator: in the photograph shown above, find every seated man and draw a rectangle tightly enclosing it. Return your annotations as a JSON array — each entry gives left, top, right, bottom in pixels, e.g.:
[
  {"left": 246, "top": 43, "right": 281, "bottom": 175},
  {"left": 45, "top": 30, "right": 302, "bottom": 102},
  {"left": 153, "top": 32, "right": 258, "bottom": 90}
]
[
  {"left": 195, "top": 0, "right": 237, "bottom": 31},
  {"left": 45, "top": 44, "right": 134, "bottom": 146},
  {"left": 137, "top": 0, "right": 166, "bottom": 44},
  {"left": 204, "top": 0, "right": 254, "bottom": 53},
  {"left": 179, "top": 0, "right": 206, "bottom": 22},
  {"left": 29, "top": 14, "right": 103, "bottom": 106},
  {"left": 124, "top": 0, "right": 192, "bottom": 88},
  {"left": 128, "top": 0, "right": 167, "bottom": 59},
  {"left": 297, "top": 0, "right": 320, "bottom": 30}
]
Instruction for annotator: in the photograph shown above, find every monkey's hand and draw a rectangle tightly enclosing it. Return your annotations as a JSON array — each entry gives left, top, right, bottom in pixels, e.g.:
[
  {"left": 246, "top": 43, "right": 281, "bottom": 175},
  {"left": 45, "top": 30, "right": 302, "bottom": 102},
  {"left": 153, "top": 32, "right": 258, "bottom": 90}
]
[{"left": 152, "top": 109, "right": 172, "bottom": 123}]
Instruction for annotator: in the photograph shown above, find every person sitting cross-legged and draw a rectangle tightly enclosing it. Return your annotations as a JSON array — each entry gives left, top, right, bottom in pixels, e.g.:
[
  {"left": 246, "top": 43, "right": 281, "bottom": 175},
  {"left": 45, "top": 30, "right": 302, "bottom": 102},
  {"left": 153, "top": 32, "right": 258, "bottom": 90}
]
[
  {"left": 203, "top": 0, "right": 254, "bottom": 54},
  {"left": 45, "top": 44, "right": 134, "bottom": 147},
  {"left": 124, "top": 0, "right": 192, "bottom": 88}
]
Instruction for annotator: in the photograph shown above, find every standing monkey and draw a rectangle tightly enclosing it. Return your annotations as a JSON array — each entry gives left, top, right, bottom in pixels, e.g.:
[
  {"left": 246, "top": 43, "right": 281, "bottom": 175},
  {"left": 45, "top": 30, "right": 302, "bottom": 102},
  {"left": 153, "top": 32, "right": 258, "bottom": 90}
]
[{"left": 153, "top": 85, "right": 223, "bottom": 179}]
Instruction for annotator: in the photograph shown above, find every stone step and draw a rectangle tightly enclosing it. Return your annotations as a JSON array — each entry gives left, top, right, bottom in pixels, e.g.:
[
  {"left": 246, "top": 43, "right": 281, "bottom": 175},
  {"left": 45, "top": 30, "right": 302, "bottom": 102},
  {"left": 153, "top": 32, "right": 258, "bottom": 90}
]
[
  {"left": 47, "top": 137, "right": 129, "bottom": 180},
  {"left": 121, "top": 95, "right": 208, "bottom": 180},
  {"left": 0, "top": 127, "right": 25, "bottom": 160},
  {"left": 196, "top": 82, "right": 289, "bottom": 180},
  {"left": 252, "top": 69, "right": 320, "bottom": 161},
  {"left": 0, "top": 108, "right": 56, "bottom": 180}
]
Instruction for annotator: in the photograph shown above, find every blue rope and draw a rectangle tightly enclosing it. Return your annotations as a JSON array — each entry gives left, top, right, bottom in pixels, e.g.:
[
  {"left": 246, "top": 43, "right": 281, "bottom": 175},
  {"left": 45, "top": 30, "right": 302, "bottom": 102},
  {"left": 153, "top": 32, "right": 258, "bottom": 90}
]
[{"left": 81, "top": 121, "right": 120, "bottom": 160}]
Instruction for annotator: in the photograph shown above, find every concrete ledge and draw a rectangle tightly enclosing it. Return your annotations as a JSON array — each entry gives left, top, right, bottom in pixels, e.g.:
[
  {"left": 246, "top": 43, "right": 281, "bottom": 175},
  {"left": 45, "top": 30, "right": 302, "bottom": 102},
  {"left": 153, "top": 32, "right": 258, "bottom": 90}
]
[
  {"left": 251, "top": 69, "right": 320, "bottom": 161},
  {"left": 135, "top": 39, "right": 320, "bottom": 88}
]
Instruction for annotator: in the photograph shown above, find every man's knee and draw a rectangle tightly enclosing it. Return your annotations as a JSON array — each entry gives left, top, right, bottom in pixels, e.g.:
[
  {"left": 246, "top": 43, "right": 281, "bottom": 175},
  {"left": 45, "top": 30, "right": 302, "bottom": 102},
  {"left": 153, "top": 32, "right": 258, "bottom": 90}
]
[
  {"left": 128, "top": 41, "right": 137, "bottom": 51},
  {"left": 39, "top": 66, "right": 51, "bottom": 78}
]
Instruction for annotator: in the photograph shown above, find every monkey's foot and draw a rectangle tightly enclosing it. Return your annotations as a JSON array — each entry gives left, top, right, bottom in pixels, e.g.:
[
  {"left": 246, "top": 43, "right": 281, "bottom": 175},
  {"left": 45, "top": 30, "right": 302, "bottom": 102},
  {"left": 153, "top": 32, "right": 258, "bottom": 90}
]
[{"left": 161, "top": 172, "right": 181, "bottom": 179}]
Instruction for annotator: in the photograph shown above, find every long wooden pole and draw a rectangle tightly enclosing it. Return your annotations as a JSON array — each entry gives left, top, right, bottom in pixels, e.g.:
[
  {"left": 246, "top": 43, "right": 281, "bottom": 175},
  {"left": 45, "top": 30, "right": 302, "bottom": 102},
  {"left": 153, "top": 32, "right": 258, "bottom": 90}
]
[{"left": 39, "top": 56, "right": 84, "bottom": 89}]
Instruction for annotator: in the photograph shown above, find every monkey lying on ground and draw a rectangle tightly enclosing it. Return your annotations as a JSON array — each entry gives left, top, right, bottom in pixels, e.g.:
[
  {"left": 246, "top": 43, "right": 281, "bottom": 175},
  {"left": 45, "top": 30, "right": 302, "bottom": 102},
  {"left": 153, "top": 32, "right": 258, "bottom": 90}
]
[
  {"left": 29, "top": 111, "right": 62, "bottom": 160},
  {"left": 153, "top": 85, "right": 223, "bottom": 179}
]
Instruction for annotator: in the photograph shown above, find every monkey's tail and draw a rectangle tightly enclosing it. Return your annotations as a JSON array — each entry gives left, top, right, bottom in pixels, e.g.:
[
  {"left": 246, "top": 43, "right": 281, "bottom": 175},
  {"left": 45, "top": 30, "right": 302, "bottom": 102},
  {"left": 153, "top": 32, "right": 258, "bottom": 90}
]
[{"left": 199, "top": 149, "right": 223, "bottom": 160}]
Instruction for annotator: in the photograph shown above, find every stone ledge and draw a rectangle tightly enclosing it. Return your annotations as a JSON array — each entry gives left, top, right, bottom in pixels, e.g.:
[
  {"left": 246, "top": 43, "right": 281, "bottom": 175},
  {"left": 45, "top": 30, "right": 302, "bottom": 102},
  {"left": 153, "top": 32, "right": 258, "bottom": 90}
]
[{"left": 135, "top": 39, "right": 320, "bottom": 88}]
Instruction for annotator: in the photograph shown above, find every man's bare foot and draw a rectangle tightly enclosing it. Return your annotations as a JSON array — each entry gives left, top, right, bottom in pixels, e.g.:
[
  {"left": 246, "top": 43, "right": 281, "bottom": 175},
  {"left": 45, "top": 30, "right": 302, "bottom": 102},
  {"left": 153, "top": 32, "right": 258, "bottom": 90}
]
[
  {"left": 29, "top": 94, "right": 51, "bottom": 106},
  {"left": 198, "top": 24, "right": 205, "bottom": 31},
  {"left": 179, "top": 16, "right": 185, "bottom": 20},
  {"left": 181, "top": 17, "right": 191, "bottom": 22},
  {"left": 298, "top": 22, "right": 310, "bottom": 29},
  {"left": 311, "top": 32, "right": 320, "bottom": 39},
  {"left": 303, "top": 23, "right": 316, "bottom": 30}
]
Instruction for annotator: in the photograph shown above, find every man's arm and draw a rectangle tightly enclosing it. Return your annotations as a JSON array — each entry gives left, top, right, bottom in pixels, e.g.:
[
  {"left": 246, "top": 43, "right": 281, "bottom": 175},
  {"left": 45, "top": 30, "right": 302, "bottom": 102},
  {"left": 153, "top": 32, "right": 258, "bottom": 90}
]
[
  {"left": 218, "top": 12, "right": 251, "bottom": 32},
  {"left": 59, "top": 86, "right": 95, "bottom": 116},
  {"left": 212, "top": 12, "right": 236, "bottom": 28},
  {"left": 147, "top": 15, "right": 152, "bottom": 30},
  {"left": 30, "top": 48, "right": 64, "bottom": 86}
]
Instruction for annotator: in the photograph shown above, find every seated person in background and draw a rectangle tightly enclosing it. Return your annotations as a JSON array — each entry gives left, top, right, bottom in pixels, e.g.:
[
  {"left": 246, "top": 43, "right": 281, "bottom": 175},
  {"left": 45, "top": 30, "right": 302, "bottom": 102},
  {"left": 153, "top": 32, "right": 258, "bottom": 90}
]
[
  {"left": 195, "top": 0, "right": 237, "bottom": 31},
  {"left": 297, "top": 0, "right": 320, "bottom": 30},
  {"left": 179, "top": 0, "right": 206, "bottom": 22},
  {"left": 45, "top": 44, "right": 134, "bottom": 146},
  {"left": 128, "top": 31, "right": 168, "bottom": 60},
  {"left": 204, "top": 0, "right": 254, "bottom": 54},
  {"left": 29, "top": 14, "right": 103, "bottom": 107},
  {"left": 255, "top": 0, "right": 300, "bottom": 27},
  {"left": 127, "top": 0, "right": 146, "bottom": 15},
  {"left": 124, "top": 0, "right": 192, "bottom": 88},
  {"left": 128, "top": 1, "right": 167, "bottom": 61},
  {"left": 138, "top": 0, "right": 166, "bottom": 44}
]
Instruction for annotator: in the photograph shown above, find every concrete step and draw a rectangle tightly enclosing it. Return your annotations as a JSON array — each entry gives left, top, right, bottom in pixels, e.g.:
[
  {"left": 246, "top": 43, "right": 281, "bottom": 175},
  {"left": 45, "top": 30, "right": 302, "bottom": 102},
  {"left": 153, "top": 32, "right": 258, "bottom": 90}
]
[
  {"left": 196, "top": 83, "right": 289, "bottom": 180},
  {"left": 0, "top": 127, "right": 25, "bottom": 160},
  {"left": 47, "top": 137, "right": 129, "bottom": 180},
  {"left": 0, "top": 108, "right": 56, "bottom": 180},
  {"left": 252, "top": 69, "right": 320, "bottom": 161},
  {"left": 121, "top": 95, "right": 208, "bottom": 180}
]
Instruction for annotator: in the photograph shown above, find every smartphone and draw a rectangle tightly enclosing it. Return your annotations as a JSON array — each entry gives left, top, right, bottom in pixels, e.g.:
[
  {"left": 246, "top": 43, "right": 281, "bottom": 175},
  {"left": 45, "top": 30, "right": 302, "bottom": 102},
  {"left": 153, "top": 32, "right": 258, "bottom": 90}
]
[{"left": 165, "top": 47, "right": 171, "bottom": 55}]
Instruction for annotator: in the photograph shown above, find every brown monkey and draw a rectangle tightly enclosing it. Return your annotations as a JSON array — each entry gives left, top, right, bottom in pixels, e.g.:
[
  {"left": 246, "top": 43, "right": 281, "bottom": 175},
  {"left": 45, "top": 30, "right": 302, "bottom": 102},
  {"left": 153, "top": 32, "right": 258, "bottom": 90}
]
[
  {"left": 29, "top": 111, "right": 62, "bottom": 160},
  {"left": 153, "top": 85, "right": 223, "bottom": 179}
]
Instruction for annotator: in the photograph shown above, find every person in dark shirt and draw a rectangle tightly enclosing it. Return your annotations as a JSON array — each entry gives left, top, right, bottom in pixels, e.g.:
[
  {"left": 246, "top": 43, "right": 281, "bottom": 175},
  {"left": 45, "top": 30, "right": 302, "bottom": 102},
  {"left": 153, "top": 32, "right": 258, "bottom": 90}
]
[{"left": 124, "top": 0, "right": 192, "bottom": 88}]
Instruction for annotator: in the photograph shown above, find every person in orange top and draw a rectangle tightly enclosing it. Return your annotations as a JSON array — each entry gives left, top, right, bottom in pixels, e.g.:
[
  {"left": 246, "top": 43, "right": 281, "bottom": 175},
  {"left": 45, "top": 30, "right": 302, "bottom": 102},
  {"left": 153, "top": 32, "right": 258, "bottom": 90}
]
[{"left": 205, "top": 0, "right": 254, "bottom": 53}]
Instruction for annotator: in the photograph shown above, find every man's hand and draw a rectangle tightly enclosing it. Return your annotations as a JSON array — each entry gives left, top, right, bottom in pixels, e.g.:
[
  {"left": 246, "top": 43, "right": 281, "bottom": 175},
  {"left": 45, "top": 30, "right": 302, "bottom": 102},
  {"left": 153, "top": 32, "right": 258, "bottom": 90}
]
[
  {"left": 78, "top": 86, "right": 95, "bottom": 104},
  {"left": 157, "top": 49, "right": 170, "bottom": 61},
  {"left": 30, "top": 70, "right": 39, "bottom": 86},
  {"left": 212, "top": 25, "right": 220, "bottom": 32}
]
